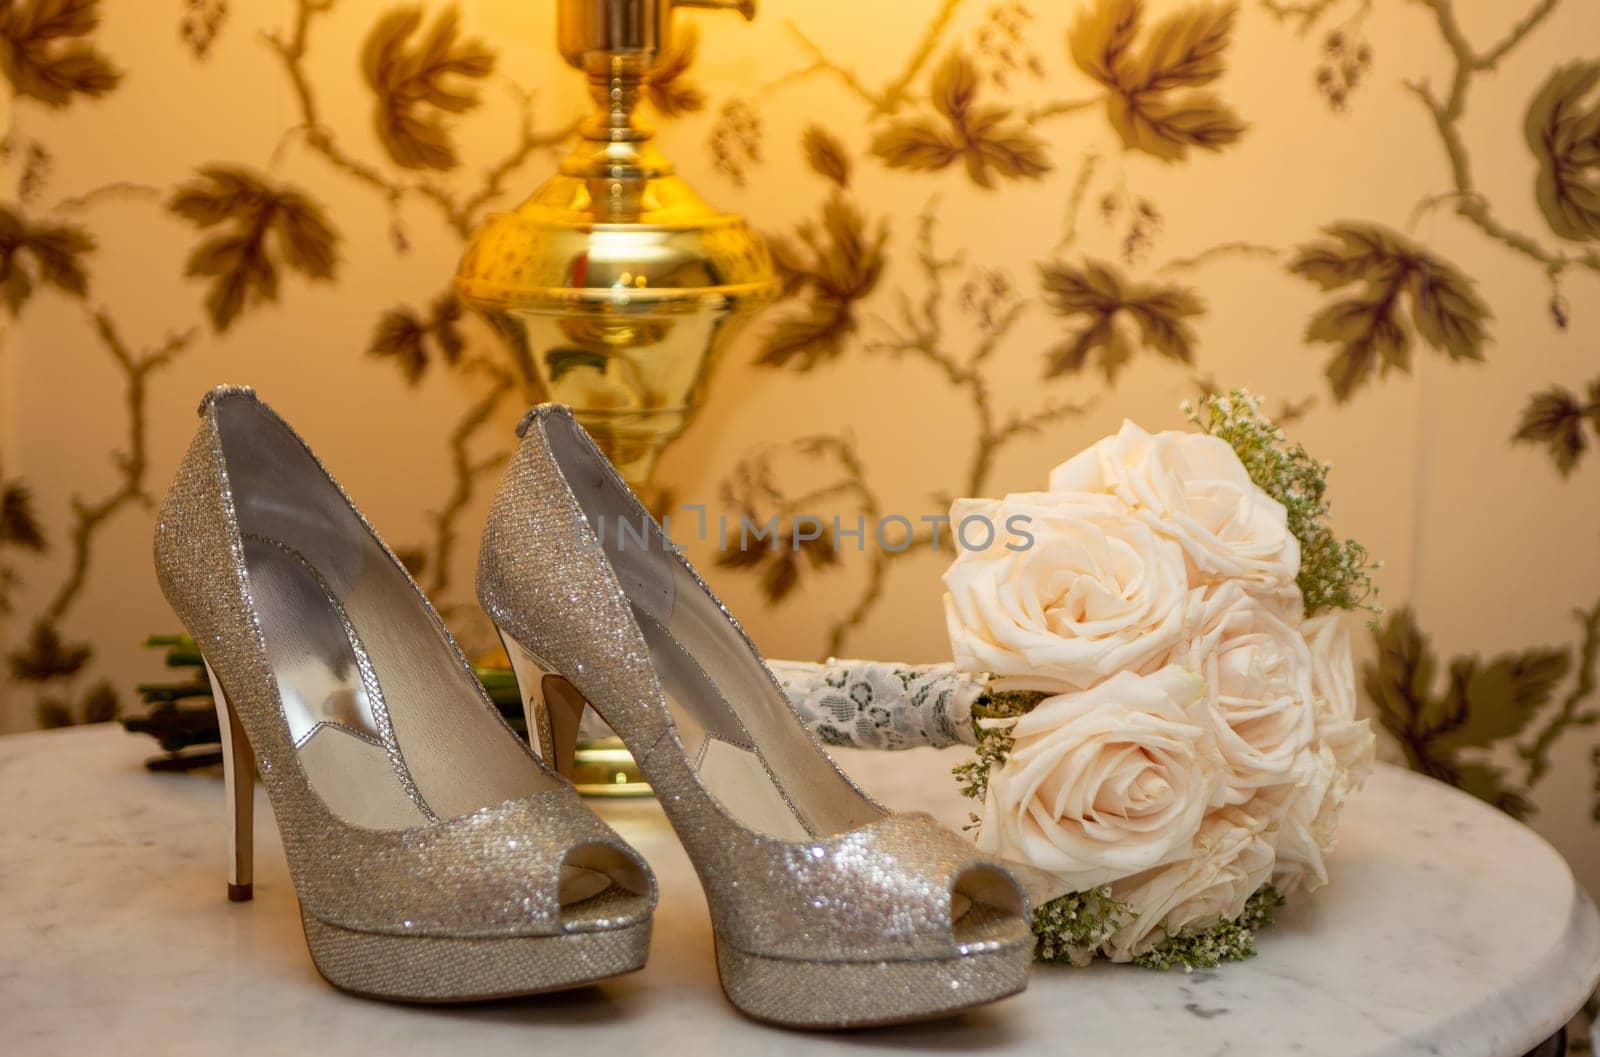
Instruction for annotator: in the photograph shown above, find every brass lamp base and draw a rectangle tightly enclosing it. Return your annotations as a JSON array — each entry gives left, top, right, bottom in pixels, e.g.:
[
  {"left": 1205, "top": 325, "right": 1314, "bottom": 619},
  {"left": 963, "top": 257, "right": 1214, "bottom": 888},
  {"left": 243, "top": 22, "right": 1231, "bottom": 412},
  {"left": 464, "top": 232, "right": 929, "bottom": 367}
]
[{"left": 454, "top": 0, "right": 776, "bottom": 491}]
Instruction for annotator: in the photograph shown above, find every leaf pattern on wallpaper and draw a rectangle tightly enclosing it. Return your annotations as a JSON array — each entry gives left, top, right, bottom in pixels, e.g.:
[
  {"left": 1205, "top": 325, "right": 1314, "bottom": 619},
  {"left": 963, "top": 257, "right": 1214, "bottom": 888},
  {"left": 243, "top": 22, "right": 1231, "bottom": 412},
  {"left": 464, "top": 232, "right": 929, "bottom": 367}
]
[
  {"left": 1368, "top": 607, "right": 1570, "bottom": 820},
  {"left": 1068, "top": 0, "right": 1246, "bottom": 162},
  {"left": 0, "top": 481, "right": 45, "bottom": 554},
  {"left": 0, "top": 0, "right": 121, "bottom": 107},
  {"left": 1288, "top": 223, "right": 1490, "bottom": 402},
  {"left": 369, "top": 292, "right": 466, "bottom": 384},
  {"left": 0, "top": 460, "right": 47, "bottom": 614},
  {"left": 709, "top": 99, "right": 762, "bottom": 186},
  {"left": 362, "top": 6, "right": 495, "bottom": 172},
  {"left": 716, "top": 439, "right": 846, "bottom": 605},
  {"left": 169, "top": 166, "right": 339, "bottom": 333},
  {"left": 717, "top": 521, "right": 839, "bottom": 604},
  {"left": 8, "top": 622, "right": 92, "bottom": 683},
  {"left": 1513, "top": 377, "right": 1600, "bottom": 476},
  {"left": 647, "top": 22, "right": 705, "bottom": 118},
  {"left": 37, "top": 679, "right": 117, "bottom": 729},
  {"left": 803, "top": 125, "right": 851, "bottom": 188},
  {"left": 1525, "top": 60, "right": 1600, "bottom": 243},
  {"left": 1037, "top": 258, "right": 1203, "bottom": 382},
  {"left": 759, "top": 192, "right": 888, "bottom": 370},
  {"left": 871, "top": 51, "right": 1051, "bottom": 189},
  {"left": 0, "top": 203, "right": 93, "bottom": 314},
  {"left": 179, "top": 0, "right": 228, "bottom": 61}
]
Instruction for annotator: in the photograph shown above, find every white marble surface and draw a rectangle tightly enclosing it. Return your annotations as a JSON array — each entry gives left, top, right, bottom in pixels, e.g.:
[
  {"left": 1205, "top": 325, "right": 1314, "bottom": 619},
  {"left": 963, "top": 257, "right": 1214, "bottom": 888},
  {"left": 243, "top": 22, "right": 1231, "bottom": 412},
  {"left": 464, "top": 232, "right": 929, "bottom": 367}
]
[{"left": 2, "top": 725, "right": 1597, "bottom": 1057}]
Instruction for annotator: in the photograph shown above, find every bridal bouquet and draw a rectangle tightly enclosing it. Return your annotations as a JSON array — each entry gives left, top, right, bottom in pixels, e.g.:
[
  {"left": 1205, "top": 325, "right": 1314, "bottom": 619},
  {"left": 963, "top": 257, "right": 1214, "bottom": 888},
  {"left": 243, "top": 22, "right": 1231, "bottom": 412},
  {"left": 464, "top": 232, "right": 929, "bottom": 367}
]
[{"left": 944, "top": 392, "right": 1377, "bottom": 969}]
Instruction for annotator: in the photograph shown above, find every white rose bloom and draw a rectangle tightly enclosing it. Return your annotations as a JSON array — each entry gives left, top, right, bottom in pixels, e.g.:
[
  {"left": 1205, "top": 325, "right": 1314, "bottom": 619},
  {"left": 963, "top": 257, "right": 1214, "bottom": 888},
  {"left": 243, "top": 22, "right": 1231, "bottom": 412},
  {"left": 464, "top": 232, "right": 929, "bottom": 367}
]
[
  {"left": 1258, "top": 744, "right": 1335, "bottom": 898},
  {"left": 1101, "top": 808, "right": 1276, "bottom": 962},
  {"left": 1263, "top": 614, "right": 1377, "bottom": 897},
  {"left": 1049, "top": 420, "right": 1300, "bottom": 590},
  {"left": 1178, "top": 581, "right": 1318, "bottom": 803},
  {"left": 1304, "top": 611, "right": 1358, "bottom": 724},
  {"left": 942, "top": 492, "right": 1190, "bottom": 693},
  {"left": 976, "top": 666, "right": 1222, "bottom": 891}
]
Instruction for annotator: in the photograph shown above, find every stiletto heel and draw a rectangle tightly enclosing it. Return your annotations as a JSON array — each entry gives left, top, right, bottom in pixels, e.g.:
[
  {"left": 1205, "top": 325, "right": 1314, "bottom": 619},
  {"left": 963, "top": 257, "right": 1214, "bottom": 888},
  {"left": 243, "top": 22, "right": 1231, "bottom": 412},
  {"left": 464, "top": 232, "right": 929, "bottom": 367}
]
[
  {"left": 155, "top": 387, "right": 654, "bottom": 1002},
  {"left": 499, "top": 634, "right": 584, "bottom": 780},
  {"left": 479, "top": 404, "right": 1034, "bottom": 1028},
  {"left": 205, "top": 662, "right": 255, "bottom": 903}
]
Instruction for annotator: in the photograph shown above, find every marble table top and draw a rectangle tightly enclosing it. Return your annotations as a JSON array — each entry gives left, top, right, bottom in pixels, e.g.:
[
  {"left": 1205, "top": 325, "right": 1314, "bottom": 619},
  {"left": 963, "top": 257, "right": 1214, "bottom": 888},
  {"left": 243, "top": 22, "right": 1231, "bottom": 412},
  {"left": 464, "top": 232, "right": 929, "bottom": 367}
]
[{"left": 3, "top": 725, "right": 1597, "bottom": 1057}]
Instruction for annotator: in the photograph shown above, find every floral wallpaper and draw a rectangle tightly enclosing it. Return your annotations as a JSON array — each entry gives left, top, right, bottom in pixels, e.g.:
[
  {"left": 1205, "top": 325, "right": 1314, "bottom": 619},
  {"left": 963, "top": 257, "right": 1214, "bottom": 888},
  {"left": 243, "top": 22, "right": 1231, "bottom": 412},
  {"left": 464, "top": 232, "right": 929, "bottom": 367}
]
[{"left": 3, "top": 0, "right": 1600, "bottom": 916}]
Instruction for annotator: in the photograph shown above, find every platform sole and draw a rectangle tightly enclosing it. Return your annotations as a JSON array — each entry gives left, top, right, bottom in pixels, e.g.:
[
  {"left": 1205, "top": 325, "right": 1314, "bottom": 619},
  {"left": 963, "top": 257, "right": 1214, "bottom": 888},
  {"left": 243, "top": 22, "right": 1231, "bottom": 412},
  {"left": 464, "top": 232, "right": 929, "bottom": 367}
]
[
  {"left": 714, "top": 937, "right": 1031, "bottom": 1029},
  {"left": 300, "top": 908, "right": 651, "bottom": 1003}
]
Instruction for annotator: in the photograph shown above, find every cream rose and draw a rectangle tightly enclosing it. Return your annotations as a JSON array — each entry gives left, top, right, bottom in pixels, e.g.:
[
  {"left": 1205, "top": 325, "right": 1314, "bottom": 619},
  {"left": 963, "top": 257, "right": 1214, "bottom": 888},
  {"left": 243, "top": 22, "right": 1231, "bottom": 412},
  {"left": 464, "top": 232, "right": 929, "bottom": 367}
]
[
  {"left": 1257, "top": 744, "right": 1336, "bottom": 898},
  {"left": 1101, "top": 808, "right": 1275, "bottom": 961},
  {"left": 1049, "top": 420, "right": 1300, "bottom": 589},
  {"left": 1304, "top": 611, "right": 1359, "bottom": 725},
  {"left": 1262, "top": 614, "right": 1376, "bottom": 897},
  {"left": 1179, "top": 582, "right": 1317, "bottom": 803},
  {"left": 976, "top": 666, "right": 1222, "bottom": 891},
  {"left": 942, "top": 492, "right": 1190, "bottom": 693}
]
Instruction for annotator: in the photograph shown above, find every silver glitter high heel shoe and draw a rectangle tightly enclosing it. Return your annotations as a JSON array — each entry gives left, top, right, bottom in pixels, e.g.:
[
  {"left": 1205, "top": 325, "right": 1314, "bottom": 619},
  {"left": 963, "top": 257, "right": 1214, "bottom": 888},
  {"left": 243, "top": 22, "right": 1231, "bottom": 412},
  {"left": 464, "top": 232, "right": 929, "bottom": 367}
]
[
  {"left": 478, "top": 404, "right": 1034, "bottom": 1028},
  {"left": 154, "top": 387, "right": 654, "bottom": 1002}
]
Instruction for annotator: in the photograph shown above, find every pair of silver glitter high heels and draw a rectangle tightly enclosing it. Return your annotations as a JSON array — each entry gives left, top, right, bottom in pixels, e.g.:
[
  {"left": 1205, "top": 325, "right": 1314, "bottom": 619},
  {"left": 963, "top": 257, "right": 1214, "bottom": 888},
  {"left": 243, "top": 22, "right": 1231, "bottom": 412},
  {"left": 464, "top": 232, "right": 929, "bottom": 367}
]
[{"left": 155, "top": 386, "right": 1033, "bottom": 1027}]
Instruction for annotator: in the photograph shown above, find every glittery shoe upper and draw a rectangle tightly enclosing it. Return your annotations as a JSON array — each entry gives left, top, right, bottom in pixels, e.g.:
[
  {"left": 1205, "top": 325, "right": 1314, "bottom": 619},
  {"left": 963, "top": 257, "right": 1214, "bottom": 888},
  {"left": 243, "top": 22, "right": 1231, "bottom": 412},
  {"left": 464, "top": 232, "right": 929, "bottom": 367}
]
[
  {"left": 478, "top": 404, "right": 1031, "bottom": 963},
  {"left": 154, "top": 387, "right": 654, "bottom": 940}
]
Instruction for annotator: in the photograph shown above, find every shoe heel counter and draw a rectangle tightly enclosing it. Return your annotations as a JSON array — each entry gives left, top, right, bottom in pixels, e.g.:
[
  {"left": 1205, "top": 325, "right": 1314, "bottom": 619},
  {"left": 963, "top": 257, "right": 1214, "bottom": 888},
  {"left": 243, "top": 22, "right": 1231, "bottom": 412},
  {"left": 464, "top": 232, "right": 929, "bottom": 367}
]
[
  {"left": 475, "top": 442, "right": 526, "bottom": 648},
  {"left": 151, "top": 394, "right": 263, "bottom": 701},
  {"left": 477, "top": 413, "right": 664, "bottom": 740},
  {"left": 477, "top": 415, "right": 573, "bottom": 662},
  {"left": 152, "top": 410, "right": 226, "bottom": 629}
]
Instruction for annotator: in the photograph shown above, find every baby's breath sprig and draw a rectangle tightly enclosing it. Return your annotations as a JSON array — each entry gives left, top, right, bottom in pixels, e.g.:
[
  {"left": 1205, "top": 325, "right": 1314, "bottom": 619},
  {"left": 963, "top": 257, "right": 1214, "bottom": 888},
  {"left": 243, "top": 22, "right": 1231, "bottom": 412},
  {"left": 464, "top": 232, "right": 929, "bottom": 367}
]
[
  {"left": 1132, "top": 885, "right": 1285, "bottom": 971},
  {"left": 953, "top": 688, "right": 1047, "bottom": 804},
  {"left": 1032, "top": 886, "right": 1133, "bottom": 965},
  {"left": 1184, "top": 389, "right": 1380, "bottom": 618}
]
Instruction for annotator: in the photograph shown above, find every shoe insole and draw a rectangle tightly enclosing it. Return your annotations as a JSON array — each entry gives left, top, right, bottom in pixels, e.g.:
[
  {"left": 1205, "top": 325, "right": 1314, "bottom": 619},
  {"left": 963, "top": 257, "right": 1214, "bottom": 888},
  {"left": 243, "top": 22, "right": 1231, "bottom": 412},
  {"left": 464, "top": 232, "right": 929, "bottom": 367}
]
[
  {"left": 245, "top": 535, "right": 612, "bottom": 905},
  {"left": 633, "top": 604, "right": 974, "bottom": 921},
  {"left": 633, "top": 605, "right": 811, "bottom": 841}
]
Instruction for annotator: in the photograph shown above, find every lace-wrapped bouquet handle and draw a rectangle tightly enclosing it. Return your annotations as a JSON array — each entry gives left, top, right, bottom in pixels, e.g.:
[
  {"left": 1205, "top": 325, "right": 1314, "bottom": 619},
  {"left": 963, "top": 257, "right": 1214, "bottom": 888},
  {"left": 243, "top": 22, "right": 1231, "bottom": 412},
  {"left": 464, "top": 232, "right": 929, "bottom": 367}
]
[{"left": 770, "top": 659, "right": 987, "bottom": 751}]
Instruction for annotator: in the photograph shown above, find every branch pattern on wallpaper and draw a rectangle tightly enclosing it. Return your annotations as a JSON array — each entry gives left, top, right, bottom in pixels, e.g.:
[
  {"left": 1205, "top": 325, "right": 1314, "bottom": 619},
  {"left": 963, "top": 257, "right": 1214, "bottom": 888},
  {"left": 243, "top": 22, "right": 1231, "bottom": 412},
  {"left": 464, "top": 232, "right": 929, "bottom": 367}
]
[
  {"left": 705, "top": 0, "right": 1558, "bottom": 654},
  {"left": 0, "top": 0, "right": 1597, "bottom": 857}
]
